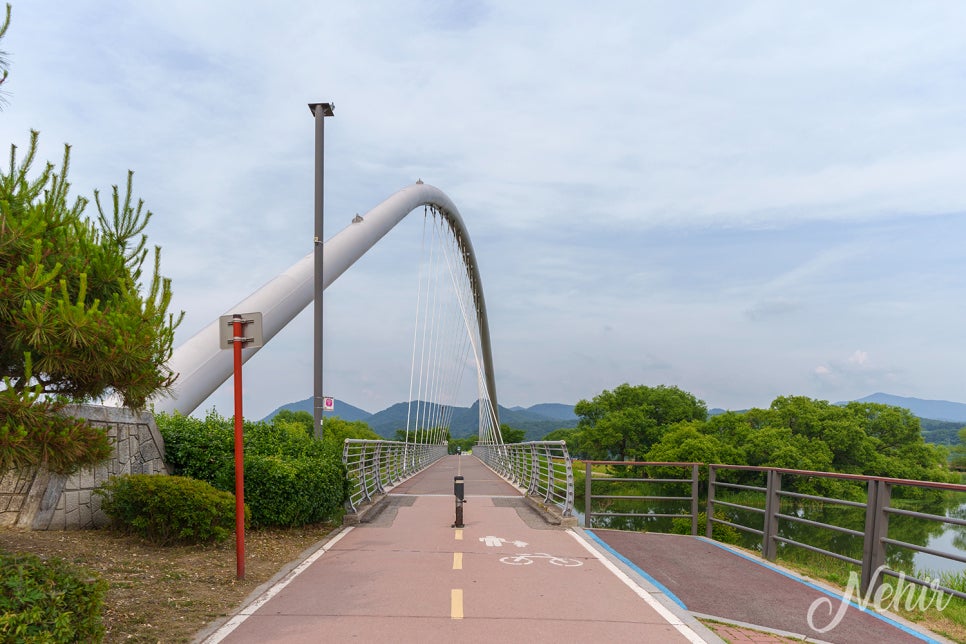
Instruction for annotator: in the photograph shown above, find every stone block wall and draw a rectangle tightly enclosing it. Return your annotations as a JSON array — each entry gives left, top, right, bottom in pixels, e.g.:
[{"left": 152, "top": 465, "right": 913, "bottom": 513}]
[{"left": 0, "top": 405, "right": 168, "bottom": 530}]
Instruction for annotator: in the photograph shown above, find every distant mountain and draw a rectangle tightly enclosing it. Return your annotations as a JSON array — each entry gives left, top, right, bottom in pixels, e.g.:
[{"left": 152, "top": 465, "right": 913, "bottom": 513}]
[
  {"left": 263, "top": 398, "right": 578, "bottom": 440},
  {"left": 919, "top": 418, "right": 964, "bottom": 446},
  {"left": 262, "top": 398, "right": 372, "bottom": 423},
  {"left": 363, "top": 400, "right": 578, "bottom": 440},
  {"left": 525, "top": 403, "right": 578, "bottom": 422},
  {"left": 261, "top": 392, "right": 966, "bottom": 446},
  {"left": 844, "top": 393, "right": 966, "bottom": 424}
]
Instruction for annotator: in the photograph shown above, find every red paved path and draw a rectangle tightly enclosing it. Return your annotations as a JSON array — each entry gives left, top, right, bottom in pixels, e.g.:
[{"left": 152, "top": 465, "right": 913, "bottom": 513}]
[
  {"left": 590, "top": 530, "right": 947, "bottom": 644},
  {"left": 201, "top": 455, "right": 951, "bottom": 643},
  {"left": 201, "top": 455, "right": 716, "bottom": 643}
]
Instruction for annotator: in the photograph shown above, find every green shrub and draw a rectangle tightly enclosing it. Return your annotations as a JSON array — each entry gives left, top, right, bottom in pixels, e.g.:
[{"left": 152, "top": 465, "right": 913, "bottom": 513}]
[
  {"left": 157, "top": 410, "right": 352, "bottom": 527},
  {"left": 245, "top": 419, "right": 328, "bottom": 461},
  {"left": 0, "top": 550, "right": 107, "bottom": 643},
  {"left": 672, "top": 511, "right": 742, "bottom": 544},
  {"left": 96, "top": 474, "right": 244, "bottom": 545},
  {"left": 238, "top": 453, "right": 348, "bottom": 528},
  {"left": 155, "top": 411, "right": 234, "bottom": 486}
]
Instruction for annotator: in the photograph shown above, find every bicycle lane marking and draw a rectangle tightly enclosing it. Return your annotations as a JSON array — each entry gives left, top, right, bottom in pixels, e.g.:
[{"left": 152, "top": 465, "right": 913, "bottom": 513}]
[
  {"left": 498, "top": 552, "right": 583, "bottom": 566},
  {"left": 477, "top": 534, "right": 583, "bottom": 567},
  {"left": 567, "top": 528, "right": 708, "bottom": 644}
]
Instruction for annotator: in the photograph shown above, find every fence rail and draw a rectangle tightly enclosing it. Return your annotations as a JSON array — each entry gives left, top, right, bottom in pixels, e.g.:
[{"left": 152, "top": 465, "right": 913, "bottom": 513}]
[
  {"left": 342, "top": 440, "right": 447, "bottom": 512},
  {"left": 704, "top": 464, "right": 966, "bottom": 598},
  {"left": 579, "top": 460, "right": 966, "bottom": 599},
  {"left": 474, "top": 441, "right": 574, "bottom": 518},
  {"left": 583, "top": 461, "right": 700, "bottom": 534}
]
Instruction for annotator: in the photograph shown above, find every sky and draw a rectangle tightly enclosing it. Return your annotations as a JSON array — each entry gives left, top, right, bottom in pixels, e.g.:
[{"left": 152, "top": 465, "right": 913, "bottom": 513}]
[{"left": 3, "top": 1, "right": 966, "bottom": 420}]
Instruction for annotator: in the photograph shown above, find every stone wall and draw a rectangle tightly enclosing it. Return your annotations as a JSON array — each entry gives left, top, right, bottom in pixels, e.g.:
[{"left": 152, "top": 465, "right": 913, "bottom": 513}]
[{"left": 0, "top": 405, "right": 168, "bottom": 530}]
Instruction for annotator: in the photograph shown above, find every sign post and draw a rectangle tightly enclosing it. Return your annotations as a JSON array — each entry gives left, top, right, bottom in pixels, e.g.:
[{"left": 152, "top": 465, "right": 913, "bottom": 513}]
[{"left": 219, "top": 312, "right": 264, "bottom": 580}]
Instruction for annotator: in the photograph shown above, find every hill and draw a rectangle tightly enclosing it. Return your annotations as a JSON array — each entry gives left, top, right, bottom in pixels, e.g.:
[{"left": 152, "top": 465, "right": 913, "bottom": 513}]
[
  {"left": 260, "top": 392, "right": 966, "bottom": 446},
  {"left": 847, "top": 393, "right": 966, "bottom": 423},
  {"left": 364, "top": 400, "right": 578, "bottom": 440},
  {"left": 262, "top": 398, "right": 372, "bottom": 423},
  {"left": 524, "top": 403, "right": 578, "bottom": 421}
]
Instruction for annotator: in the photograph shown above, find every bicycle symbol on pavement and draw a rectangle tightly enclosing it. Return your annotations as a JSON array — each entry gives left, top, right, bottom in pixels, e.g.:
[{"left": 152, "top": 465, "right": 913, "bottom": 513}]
[{"left": 498, "top": 552, "right": 583, "bottom": 567}]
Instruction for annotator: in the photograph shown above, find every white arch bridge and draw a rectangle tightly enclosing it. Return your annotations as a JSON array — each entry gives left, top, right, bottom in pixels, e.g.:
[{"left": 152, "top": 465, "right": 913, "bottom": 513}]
[{"left": 153, "top": 182, "right": 574, "bottom": 517}]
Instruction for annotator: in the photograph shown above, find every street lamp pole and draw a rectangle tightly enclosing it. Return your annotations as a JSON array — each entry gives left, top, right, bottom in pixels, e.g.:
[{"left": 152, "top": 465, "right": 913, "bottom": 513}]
[{"left": 309, "top": 102, "right": 334, "bottom": 439}]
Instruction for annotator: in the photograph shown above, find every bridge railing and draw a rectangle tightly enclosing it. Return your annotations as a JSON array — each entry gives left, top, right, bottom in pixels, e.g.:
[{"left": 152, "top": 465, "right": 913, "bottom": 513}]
[
  {"left": 582, "top": 460, "right": 966, "bottom": 601},
  {"left": 708, "top": 464, "right": 966, "bottom": 600},
  {"left": 583, "top": 461, "right": 700, "bottom": 534},
  {"left": 474, "top": 441, "right": 574, "bottom": 518},
  {"left": 342, "top": 439, "right": 447, "bottom": 512}
]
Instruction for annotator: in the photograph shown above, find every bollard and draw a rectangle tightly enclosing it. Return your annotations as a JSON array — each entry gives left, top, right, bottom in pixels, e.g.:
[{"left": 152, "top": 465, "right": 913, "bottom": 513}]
[{"left": 453, "top": 474, "right": 465, "bottom": 528}]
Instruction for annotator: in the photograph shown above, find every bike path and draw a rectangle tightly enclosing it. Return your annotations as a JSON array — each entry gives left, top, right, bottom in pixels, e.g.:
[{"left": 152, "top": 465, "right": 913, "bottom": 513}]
[
  {"left": 589, "top": 529, "right": 950, "bottom": 644},
  {"left": 202, "top": 456, "right": 716, "bottom": 643}
]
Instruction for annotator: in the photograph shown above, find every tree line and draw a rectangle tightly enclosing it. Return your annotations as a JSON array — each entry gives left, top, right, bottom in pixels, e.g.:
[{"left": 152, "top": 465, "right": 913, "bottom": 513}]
[{"left": 543, "top": 383, "right": 955, "bottom": 485}]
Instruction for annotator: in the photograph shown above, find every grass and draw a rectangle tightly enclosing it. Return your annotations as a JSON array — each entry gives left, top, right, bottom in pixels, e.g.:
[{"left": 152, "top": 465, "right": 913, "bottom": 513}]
[
  {"left": 0, "top": 523, "right": 337, "bottom": 643},
  {"left": 772, "top": 549, "right": 966, "bottom": 643}
]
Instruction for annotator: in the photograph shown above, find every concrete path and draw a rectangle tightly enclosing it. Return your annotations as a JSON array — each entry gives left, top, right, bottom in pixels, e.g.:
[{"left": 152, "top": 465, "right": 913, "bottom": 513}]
[{"left": 201, "top": 455, "right": 717, "bottom": 643}]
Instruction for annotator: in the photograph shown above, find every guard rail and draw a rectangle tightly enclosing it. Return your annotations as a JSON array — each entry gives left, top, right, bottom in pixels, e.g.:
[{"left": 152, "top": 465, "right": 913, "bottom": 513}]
[
  {"left": 474, "top": 441, "right": 574, "bottom": 518},
  {"left": 342, "top": 439, "right": 446, "bottom": 512}
]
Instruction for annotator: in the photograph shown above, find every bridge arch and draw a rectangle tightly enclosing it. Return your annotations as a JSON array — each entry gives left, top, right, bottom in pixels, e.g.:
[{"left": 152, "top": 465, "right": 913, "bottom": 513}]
[{"left": 153, "top": 183, "right": 500, "bottom": 436}]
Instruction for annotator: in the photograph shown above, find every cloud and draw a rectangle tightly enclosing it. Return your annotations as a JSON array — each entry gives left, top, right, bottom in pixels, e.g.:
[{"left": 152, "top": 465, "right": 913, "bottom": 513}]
[
  {"left": 7, "top": 2, "right": 966, "bottom": 418},
  {"left": 812, "top": 350, "right": 900, "bottom": 399}
]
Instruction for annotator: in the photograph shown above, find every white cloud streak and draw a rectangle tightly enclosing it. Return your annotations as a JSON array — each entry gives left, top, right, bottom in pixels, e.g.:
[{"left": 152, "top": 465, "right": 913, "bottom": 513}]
[{"left": 4, "top": 1, "right": 966, "bottom": 417}]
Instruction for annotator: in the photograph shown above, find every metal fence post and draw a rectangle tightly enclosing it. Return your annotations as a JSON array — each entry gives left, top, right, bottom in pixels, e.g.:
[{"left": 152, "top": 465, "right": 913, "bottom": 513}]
[
  {"left": 585, "top": 461, "right": 593, "bottom": 529},
  {"left": 706, "top": 466, "right": 716, "bottom": 538},
  {"left": 544, "top": 445, "right": 555, "bottom": 503},
  {"left": 861, "top": 478, "right": 891, "bottom": 596},
  {"left": 528, "top": 443, "right": 539, "bottom": 495},
  {"left": 691, "top": 464, "right": 700, "bottom": 536},
  {"left": 374, "top": 441, "right": 386, "bottom": 493},
  {"left": 762, "top": 469, "right": 781, "bottom": 561}
]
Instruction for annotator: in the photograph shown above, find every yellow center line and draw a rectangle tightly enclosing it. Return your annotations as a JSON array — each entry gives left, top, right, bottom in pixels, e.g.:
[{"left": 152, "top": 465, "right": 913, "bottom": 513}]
[
  {"left": 451, "top": 589, "right": 463, "bottom": 619},
  {"left": 453, "top": 552, "right": 463, "bottom": 570},
  {"left": 454, "top": 528, "right": 463, "bottom": 540}
]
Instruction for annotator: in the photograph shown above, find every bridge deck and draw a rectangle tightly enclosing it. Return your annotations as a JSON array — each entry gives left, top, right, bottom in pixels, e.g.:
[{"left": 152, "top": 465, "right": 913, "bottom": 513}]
[
  {"left": 203, "top": 455, "right": 714, "bottom": 643},
  {"left": 201, "top": 456, "right": 947, "bottom": 644}
]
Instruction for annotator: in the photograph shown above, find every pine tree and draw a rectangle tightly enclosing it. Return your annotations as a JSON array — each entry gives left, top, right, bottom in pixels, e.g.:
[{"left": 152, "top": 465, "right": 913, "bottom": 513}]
[{"left": 0, "top": 131, "right": 183, "bottom": 473}]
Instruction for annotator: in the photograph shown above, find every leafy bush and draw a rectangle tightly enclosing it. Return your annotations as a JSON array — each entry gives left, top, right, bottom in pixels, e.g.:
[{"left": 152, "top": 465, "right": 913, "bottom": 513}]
[
  {"left": 672, "top": 511, "right": 742, "bottom": 544},
  {"left": 155, "top": 411, "right": 234, "bottom": 486},
  {"left": 0, "top": 550, "right": 107, "bottom": 643},
  {"left": 156, "top": 410, "right": 350, "bottom": 527},
  {"left": 96, "top": 474, "right": 243, "bottom": 545},
  {"left": 239, "top": 454, "right": 347, "bottom": 528}
]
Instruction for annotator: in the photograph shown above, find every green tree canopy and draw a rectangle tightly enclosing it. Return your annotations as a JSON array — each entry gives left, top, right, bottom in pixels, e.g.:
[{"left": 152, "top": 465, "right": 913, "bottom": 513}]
[
  {"left": 0, "top": 132, "right": 182, "bottom": 472},
  {"left": 573, "top": 383, "right": 707, "bottom": 461},
  {"left": 950, "top": 427, "right": 966, "bottom": 471},
  {"left": 499, "top": 424, "right": 525, "bottom": 444},
  {"left": 645, "top": 421, "right": 742, "bottom": 467}
]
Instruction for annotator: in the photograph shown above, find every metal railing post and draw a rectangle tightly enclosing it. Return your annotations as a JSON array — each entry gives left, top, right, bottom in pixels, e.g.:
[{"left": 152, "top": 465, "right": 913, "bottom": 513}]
[
  {"left": 374, "top": 441, "right": 386, "bottom": 493},
  {"left": 706, "top": 466, "right": 716, "bottom": 538},
  {"left": 862, "top": 479, "right": 891, "bottom": 596},
  {"left": 691, "top": 464, "right": 700, "bottom": 536},
  {"left": 585, "top": 461, "right": 593, "bottom": 528},
  {"left": 544, "top": 445, "right": 555, "bottom": 503},
  {"left": 528, "top": 443, "right": 539, "bottom": 495},
  {"left": 762, "top": 469, "right": 781, "bottom": 561}
]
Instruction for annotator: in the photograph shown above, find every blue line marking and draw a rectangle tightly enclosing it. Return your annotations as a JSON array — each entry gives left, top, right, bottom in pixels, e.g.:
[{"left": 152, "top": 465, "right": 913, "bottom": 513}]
[
  {"left": 696, "top": 537, "right": 940, "bottom": 643},
  {"left": 584, "top": 530, "right": 689, "bottom": 610}
]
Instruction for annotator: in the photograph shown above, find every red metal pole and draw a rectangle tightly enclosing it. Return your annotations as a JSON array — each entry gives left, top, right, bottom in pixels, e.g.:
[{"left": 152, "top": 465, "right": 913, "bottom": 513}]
[{"left": 232, "top": 315, "right": 245, "bottom": 580}]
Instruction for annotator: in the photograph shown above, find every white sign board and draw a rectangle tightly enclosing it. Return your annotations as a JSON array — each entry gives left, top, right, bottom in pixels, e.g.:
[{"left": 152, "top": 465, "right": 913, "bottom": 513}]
[
  {"left": 323, "top": 397, "right": 335, "bottom": 412},
  {"left": 219, "top": 312, "right": 265, "bottom": 350}
]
